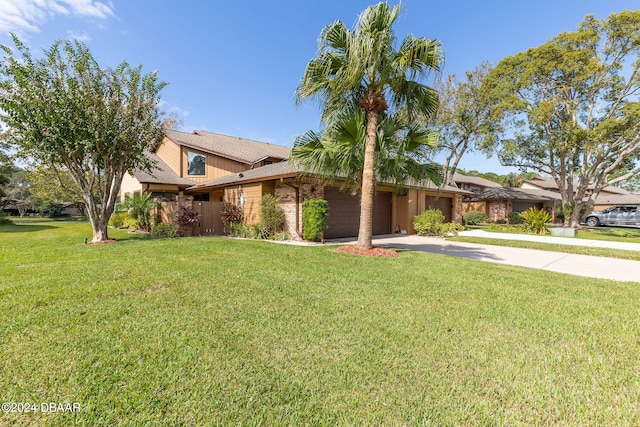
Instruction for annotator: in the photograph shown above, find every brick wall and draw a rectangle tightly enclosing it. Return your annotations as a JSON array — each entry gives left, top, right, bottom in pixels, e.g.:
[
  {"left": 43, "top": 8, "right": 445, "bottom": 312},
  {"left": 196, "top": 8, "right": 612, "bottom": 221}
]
[{"left": 274, "top": 181, "right": 323, "bottom": 240}]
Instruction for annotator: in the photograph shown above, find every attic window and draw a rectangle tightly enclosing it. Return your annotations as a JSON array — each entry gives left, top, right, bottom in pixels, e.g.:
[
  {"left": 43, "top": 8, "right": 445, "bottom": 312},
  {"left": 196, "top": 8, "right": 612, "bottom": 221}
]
[{"left": 187, "top": 151, "right": 206, "bottom": 176}]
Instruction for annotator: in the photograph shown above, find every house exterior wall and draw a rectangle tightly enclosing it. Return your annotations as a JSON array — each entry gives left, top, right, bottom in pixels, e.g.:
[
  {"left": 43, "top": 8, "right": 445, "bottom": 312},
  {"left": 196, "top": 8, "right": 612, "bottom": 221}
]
[
  {"left": 275, "top": 180, "right": 323, "bottom": 239},
  {"left": 224, "top": 183, "right": 264, "bottom": 224},
  {"left": 488, "top": 200, "right": 510, "bottom": 222},
  {"left": 181, "top": 146, "right": 248, "bottom": 183},
  {"left": 119, "top": 172, "right": 143, "bottom": 202},
  {"left": 463, "top": 201, "right": 488, "bottom": 216},
  {"left": 156, "top": 138, "right": 182, "bottom": 174}
]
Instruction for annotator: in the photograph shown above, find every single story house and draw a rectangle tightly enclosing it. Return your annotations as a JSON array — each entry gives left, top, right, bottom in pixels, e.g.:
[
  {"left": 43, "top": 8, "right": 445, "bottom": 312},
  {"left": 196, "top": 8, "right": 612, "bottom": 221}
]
[
  {"left": 120, "top": 129, "right": 468, "bottom": 239},
  {"left": 462, "top": 187, "right": 561, "bottom": 222},
  {"left": 521, "top": 177, "right": 640, "bottom": 210}
]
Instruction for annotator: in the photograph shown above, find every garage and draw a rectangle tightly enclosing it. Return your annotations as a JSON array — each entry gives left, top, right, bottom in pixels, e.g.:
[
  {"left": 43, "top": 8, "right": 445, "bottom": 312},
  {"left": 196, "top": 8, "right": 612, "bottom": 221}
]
[{"left": 324, "top": 187, "right": 392, "bottom": 239}]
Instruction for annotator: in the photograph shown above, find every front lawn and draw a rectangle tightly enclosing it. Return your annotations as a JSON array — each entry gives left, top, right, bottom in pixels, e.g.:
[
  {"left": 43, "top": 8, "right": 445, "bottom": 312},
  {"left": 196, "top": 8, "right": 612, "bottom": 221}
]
[{"left": 1, "top": 220, "right": 639, "bottom": 425}]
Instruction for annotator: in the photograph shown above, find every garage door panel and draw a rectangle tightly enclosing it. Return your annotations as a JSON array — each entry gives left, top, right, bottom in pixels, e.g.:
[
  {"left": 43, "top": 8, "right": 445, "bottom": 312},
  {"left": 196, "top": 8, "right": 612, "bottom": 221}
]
[{"left": 324, "top": 188, "right": 391, "bottom": 239}]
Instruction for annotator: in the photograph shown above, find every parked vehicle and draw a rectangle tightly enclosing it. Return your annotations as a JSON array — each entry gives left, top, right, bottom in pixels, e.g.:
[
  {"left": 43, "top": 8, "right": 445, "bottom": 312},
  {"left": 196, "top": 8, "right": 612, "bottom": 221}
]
[{"left": 584, "top": 205, "right": 640, "bottom": 227}]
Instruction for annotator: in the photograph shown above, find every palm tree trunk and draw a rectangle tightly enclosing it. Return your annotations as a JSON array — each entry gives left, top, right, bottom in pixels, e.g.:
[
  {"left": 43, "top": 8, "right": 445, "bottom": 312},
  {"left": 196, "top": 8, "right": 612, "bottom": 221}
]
[{"left": 357, "top": 110, "right": 379, "bottom": 249}]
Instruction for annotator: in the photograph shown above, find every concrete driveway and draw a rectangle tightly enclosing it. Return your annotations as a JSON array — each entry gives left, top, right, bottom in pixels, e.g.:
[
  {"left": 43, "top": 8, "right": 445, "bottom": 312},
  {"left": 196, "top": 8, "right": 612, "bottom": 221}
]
[{"left": 341, "top": 234, "right": 640, "bottom": 283}]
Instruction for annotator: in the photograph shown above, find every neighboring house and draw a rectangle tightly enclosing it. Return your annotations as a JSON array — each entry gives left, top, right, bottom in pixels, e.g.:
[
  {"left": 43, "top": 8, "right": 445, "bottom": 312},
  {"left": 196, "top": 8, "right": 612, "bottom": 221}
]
[
  {"left": 521, "top": 177, "right": 640, "bottom": 210},
  {"left": 449, "top": 173, "right": 560, "bottom": 222},
  {"left": 121, "top": 129, "right": 468, "bottom": 239},
  {"left": 462, "top": 187, "right": 561, "bottom": 222}
]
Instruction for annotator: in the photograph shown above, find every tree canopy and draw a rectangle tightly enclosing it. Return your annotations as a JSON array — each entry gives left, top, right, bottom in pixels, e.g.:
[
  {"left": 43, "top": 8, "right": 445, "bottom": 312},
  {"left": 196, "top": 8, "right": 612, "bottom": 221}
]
[
  {"left": 0, "top": 35, "right": 167, "bottom": 241},
  {"left": 295, "top": 2, "right": 442, "bottom": 248},
  {"left": 482, "top": 11, "right": 640, "bottom": 227}
]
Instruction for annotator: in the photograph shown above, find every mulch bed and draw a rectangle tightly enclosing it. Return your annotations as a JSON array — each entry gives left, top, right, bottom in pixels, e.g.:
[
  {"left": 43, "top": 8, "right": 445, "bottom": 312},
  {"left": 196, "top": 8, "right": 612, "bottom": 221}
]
[
  {"left": 336, "top": 245, "right": 400, "bottom": 258},
  {"left": 87, "top": 239, "right": 117, "bottom": 245}
]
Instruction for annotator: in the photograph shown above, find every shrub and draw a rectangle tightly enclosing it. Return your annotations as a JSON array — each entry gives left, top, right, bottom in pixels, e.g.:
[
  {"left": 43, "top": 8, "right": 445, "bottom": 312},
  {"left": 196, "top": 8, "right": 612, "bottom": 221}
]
[
  {"left": 302, "top": 198, "right": 329, "bottom": 242},
  {"left": 152, "top": 222, "right": 179, "bottom": 238},
  {"left": 260, "top": 194, "right": 285, "bottom": 235},
  {"left": 439, "top": 221, "right": 465, "bottom": 237},
  {"left": 37, "top": 201, "right": 64, "bottom": 217},
  {"left": 463, "top": 210, "right": 489, "bottom": 225},
  {"left": 175, "top": 206, "right": 200, "bottom": 233},
  {"left": 413, "top": 209, "right": 445, "bottom": 236},
  {"left": 109, "top": 212, "right": 131, "bottom": 228},
  {"left": 520, "top": 207, "right": 552, "bottom": 235},
  {"left": 226, "top": 222, "right": 247, "bottom": 237},
  {"left": 220, "top": 202, "right": 243, "bottom": 227},
  {"left": 496, "top": 219, "right": 507, "bottom": 224},
  {"left": 508, "top": 211, "right": 524, "bottom": 224},
  {"left": 122, "top": 217, "right": 138, "bottom": 230},
  {"left": 122, "top": 193, "right": 159, "bottom": 231},
  {"left": 0, "top": 212, "right": 12, "bottom": 225},
  {"left": 246, "top": 223, "right": 270, "bottom": 239},
  {"left": 269, "top": 231, "right": 291, "bottom": 241}
]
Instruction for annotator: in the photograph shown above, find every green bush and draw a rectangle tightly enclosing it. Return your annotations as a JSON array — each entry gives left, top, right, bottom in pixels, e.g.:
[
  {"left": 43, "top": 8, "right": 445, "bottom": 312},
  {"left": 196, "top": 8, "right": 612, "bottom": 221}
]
[
  {"left": 508, "top": 211, "right": 524, "bottom": 224},
  {"left": 413, "top": 209, "right": 445, "bottom": 236},
  {"left": 152, "top": 222, "right": 179, "bottom": 238},
  {"left": 439, "top": 221, "right": 465, "bottom": 237},
  {"left": 0, "top": 212, "right": 12, "bottom": 225},
  {"left": 302, "top": 198, "right": 329, "bottom": 242},
  {"left": 260, "top": 194, "right": 285, "bottom": 235},
  {"left": 463, "top": 210, "right": 489, "bottom": 225},
  {"left": 247, "top": 223, "right": 270, "bottom": 239},
  {"left": 226, "top": 222, "right": 247, "bottom": 237},
  {"left": 520, "top": 207, "right": 552, "bottom": 235},
  {"left": 122, "top": 217, "right": 138, "bottom": 230},
  {"left": 496, "top": 219, "right": 507, "bottom": 224},
  {"left": 269, "top": 231, "right": 291, "bottom": 241},
  {"left": 109, "top": 212, "right": 131, "bottom": 228}
]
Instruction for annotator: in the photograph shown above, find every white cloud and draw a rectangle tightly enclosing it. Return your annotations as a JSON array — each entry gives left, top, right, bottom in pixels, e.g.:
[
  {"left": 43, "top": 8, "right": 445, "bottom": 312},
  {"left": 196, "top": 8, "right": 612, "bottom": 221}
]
[
  {"left": 0, "top": 0, "right": 114, "bottom": 34},
  {"left": 66, "top": 30, "right": 91, "bottom": 42}
]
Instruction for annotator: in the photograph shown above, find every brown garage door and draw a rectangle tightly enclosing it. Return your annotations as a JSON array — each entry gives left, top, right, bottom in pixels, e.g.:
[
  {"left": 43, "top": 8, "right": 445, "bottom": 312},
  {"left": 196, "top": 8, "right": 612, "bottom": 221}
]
[
  {"left": 426, "top": 196, "right": 452, "bottom": 222},
  {"left": 324, "top": 187, "right": 391, "bottom": 239}
]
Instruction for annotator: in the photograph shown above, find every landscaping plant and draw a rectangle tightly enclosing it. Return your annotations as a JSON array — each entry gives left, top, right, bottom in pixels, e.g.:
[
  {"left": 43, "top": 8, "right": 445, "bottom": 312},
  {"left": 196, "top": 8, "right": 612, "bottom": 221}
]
[
  {"left": 259, "top": 194, "right": 285, "bottom": 235},
  {"left": 520, "top": 206, "right": 552, "bottom": 235},
  {"left": 302, "top": 198, "right": 329, "bottom": 242},
  {"left": 463, "top": 210, "right": 489, "bottom": 225},
  {"left": 175, "top": 205, "right": 199, "bottom": 235},
  {"left": 412, "top": 209, "right": 445, "bottom": 236},
  {"left": 152, "top": 222, "right": 179, "bottom": 238}
]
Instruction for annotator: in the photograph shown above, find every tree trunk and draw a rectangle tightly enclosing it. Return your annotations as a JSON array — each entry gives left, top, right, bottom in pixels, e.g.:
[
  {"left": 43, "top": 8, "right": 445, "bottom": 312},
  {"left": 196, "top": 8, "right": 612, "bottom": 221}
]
[{"left": 357, "top": 110, "right": 379, "bottom": 250}]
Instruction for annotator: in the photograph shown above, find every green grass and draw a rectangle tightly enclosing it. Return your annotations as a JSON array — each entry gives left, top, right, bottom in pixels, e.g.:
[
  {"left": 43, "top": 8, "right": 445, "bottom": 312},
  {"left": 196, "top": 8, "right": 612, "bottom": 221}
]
[
  {"left": 449, "top": 236, "right": 640, "bottom": 261},
  {"left": 1, "top": 220, "right": 640, "bottom": 425},
  {"left": 469, "top": 223, "right": 640, "bottom": 243}
]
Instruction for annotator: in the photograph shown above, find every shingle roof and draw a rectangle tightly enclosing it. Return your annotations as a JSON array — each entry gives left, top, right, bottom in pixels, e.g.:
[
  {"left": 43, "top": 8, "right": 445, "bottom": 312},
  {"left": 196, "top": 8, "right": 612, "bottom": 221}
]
[
  {"left": 463, "top": 187, "right": 562, "bottom": 202},
  {"left": 189, "top": 160, "right": 469, "bottom": 194},
  {"left": 452, "top": 172, "right": 502, "bottom": 188},
  {"left": 133, "top": 152, "right": 196, "bottom": 187},
  {"left": 523, "top": 177, "right": 630, "bottom": 194},
  {"left": 593, "top": 192, "right": 640, "bottom": 205},
  {"left": 165, "top": 129, "right": 290, "bottom": 164}
]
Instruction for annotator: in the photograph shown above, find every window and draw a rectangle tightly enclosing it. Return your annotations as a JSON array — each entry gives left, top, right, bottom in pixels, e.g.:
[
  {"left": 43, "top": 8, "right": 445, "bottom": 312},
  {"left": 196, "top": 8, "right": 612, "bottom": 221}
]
[{"left": 187, "top": 151, "right": 206, "bottom": 176}]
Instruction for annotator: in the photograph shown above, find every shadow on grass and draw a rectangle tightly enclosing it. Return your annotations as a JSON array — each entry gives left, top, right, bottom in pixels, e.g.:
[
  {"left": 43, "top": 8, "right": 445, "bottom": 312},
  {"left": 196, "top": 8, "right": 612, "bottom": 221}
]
[{"left": 0, "top": 224, "right": 57, "bottom": 233}]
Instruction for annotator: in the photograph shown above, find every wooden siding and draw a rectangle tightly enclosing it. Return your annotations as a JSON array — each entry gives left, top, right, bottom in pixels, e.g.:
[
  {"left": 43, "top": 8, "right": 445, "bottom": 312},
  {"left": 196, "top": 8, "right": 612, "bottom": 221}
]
[
  {"left": 463, "top": 201, "right": 488, "bottom": 215},
  {"left": 182, "top": 146, "right": 248, "bottom": 183},
  {"left": 224, "top": 183, "right": 264, "bottom": 224},
  {"left": 156, "top": 138, "right": 181, "bottom": 174}
]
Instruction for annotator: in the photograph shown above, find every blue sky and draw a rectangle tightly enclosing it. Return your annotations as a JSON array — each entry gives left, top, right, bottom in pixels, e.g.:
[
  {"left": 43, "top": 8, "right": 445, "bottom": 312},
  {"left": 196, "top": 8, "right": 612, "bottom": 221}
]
[{"left": 1, "top": 0, "right": 638, "bottom": 174}]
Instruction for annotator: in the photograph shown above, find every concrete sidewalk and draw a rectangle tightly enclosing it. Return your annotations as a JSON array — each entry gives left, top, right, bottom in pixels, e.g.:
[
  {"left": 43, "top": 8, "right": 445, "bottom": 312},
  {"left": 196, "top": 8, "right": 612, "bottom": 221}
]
[
  {"left": 459, "top": 229, "right": 640, "bottom": 252},
  {"left": 354, "top": 234, "right": 640, "bottom": 283}
]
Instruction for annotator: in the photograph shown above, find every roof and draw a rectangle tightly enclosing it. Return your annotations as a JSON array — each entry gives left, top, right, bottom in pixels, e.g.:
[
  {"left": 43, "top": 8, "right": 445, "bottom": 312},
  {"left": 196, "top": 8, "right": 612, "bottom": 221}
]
[
  {"left": 452, "top": 172, "right": 502, "bottom": 188},
  {"left": 189, "top": 160, "right": 469, "bottom": 194},
  {"left": 523, "top": 177, "right": 630, "bottom": 194},
  {"left": 133, "top": 152, "right": 197, "bottom": 187},
  {"left": 593, "top": 192, "right": 640, "bottom": 205},
  {"left": 463, "top": 187, "right": 562, "bottom": 202},
  {"left": 165, "top": 129, "right": 290, "bottom": 165}
]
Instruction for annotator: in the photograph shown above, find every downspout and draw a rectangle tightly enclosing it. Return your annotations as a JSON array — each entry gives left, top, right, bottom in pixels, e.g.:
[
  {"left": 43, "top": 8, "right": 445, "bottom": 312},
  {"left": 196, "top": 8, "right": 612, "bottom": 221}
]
[{"left": 281, "top": 179, "right": 303, "bottom": 239}]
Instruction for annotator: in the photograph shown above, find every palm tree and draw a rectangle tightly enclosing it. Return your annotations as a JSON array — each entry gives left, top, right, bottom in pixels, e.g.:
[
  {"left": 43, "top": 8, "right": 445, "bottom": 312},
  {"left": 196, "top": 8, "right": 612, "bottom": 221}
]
[
  {"left": 292, "top": 107, "right": 442, "bottom": 193},
  {"left": 122, "top": 193, "right": 160, "bottom": 232},
  {"left": 296, "top": 2, "right": 442, "bottom": 249}
]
